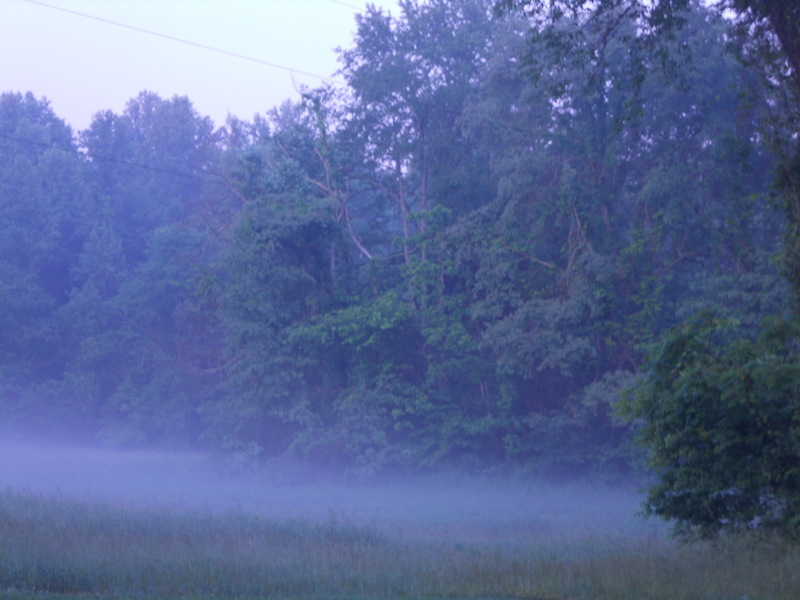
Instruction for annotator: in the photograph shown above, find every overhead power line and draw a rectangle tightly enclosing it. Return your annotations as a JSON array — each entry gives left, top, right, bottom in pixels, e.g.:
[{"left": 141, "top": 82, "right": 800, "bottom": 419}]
[
  {"left": 20, "top": 0, "right": 333, "bottom": 81},
  {"left": 327, "top": 0, "right": 365, "bottom": 10},
  {"left": 0, "top": 131, "right": 226, "bottom": 183}
]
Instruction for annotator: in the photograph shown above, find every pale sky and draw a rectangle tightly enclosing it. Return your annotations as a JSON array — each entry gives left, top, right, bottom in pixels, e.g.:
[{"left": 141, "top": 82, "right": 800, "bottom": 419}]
[{"left": 1, "top": 0, "right": 401, "bottom": 131}]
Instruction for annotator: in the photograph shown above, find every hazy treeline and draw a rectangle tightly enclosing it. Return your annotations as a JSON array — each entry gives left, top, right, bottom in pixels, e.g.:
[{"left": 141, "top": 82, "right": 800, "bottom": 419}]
[{"left": 0, "top": 0, "right": 788, "bottom": 476}]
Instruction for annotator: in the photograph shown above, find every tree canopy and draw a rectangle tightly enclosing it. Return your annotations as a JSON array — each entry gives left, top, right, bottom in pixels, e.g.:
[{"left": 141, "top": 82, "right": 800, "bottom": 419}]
[{"left": 498, "top": 0, "right": 800, "bottom": 537}]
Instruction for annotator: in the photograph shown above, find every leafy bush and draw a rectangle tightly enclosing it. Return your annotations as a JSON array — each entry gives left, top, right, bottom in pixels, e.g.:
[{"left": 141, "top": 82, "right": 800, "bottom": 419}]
[{"left": 619, "top": 311, "right": 800, "bottom": 539}]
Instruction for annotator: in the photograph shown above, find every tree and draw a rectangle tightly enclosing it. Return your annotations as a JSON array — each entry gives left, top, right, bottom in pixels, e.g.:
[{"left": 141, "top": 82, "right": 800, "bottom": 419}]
[
  {"left": 81, "top": 92, "right": 219, "bottom": 266},
  {"left": 208, "top": 105, "right": 349, "bottom": 462},
  {"left": 58, "top": 92, "right": 224, "bottom": 445},
  {"left": 455, "top": 1, "right": 781, "bottom": 474},
  {"left": 498, "top": 0, "right": 800, "bottom": 515},
  {"left": 494, "top": 0, "right": 800, "bottom": 305},
  {"left": 494, "top": 0, "right": 800, "bottom": 85},
  {"left": 0, "top": 92, "right": 88, "bottom": 433},
  {"left": 618, "top": 312, "right": 800, "bottom": 539},
  {"left": 338, "top": 0, "right": 496, "bottom": 262}
]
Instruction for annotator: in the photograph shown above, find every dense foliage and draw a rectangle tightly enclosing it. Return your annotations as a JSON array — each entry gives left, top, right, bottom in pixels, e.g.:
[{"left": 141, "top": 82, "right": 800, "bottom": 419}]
[
  {"left": 619, "top": 313, "right": 800, "bottom": 538},
  {"left": 497, "top": 0, "right": 800, "bottom": 536},
  {"left": 0, "top": 0, "right": 794, "bottom": 488}
]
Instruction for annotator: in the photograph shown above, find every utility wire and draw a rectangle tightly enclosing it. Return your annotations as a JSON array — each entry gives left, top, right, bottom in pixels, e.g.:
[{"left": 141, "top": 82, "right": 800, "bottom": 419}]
[
  {"left": 327, "top": 0, "right": 365, "bottom": 10},
  {"left": 0, "top": 131, "right": 227, "bottom": 184},
  {"left": 20, "top": 0, "right": 334, "bottom": 81}
]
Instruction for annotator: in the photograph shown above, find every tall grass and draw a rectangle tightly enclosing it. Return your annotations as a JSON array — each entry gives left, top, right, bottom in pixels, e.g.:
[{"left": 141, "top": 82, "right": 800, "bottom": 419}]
[{"left": 0, "top": 490, "right": 798, "bottom": 599}]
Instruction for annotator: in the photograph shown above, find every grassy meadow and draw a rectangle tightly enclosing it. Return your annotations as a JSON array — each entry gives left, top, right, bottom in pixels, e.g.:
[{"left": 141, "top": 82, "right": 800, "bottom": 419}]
[{"left": 1, "top": 489, "right": 799, "bottom": 600}]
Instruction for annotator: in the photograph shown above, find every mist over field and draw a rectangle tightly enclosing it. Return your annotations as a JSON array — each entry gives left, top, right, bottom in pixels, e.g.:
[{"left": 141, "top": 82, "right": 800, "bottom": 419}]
[
  {"left": 3, "top": 439, "right": 799, "bottom": 600},
  {"left": 0, "top": 438, "right": 656, "bottom": 544}
]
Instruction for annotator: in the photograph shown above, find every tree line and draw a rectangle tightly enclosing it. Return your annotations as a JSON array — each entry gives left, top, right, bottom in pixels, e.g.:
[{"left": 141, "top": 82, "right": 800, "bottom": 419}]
[{"left": 1, "top": 0, "right": 795, "bottom": 508}]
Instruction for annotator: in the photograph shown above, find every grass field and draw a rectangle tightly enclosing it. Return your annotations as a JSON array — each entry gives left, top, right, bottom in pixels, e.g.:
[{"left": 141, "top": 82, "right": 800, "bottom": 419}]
[{"left": 1, "top": 489, "right": 799, "bottom": 600}]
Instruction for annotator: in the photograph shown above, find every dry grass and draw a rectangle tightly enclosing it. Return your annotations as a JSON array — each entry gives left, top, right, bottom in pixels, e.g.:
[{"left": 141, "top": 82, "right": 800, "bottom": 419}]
[{"left": 0, "top": 490, "right": 798, "bottom": 600}]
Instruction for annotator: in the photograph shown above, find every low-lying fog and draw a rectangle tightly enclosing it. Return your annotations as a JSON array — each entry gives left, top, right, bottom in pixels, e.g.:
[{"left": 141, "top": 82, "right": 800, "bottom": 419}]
[{"left": 0, "top": 438, "right": 664, "bottom": 543}]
